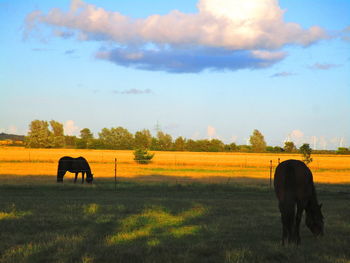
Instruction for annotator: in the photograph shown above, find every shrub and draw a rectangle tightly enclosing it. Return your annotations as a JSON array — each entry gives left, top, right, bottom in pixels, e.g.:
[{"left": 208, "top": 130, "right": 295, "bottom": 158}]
[
  {"left": 133, "top": 149, "right": 155, "bottom": 164},
  {"left": 299, "top": 143, "right": 313, "bottom": 164}
]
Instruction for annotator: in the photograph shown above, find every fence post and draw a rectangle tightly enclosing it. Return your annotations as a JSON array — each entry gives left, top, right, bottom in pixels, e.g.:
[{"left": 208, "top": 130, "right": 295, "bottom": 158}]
[
  {"left": 114, "top": 158, "right": 117, "bottom": 191},
  {"left": 269, "top": 160, "right": 272, "bottom": 189}
]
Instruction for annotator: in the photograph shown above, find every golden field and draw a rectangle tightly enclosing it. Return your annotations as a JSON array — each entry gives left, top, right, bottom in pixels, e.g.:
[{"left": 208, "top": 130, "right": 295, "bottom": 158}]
[{"left": 0, "top": 147, "right": 349, "bottom": 183}]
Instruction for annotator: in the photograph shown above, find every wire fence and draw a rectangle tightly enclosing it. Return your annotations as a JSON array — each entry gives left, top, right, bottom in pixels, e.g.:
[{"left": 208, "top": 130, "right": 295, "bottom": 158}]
[
  {"left": 1, "top": 148, "right": 349, "bottom": 184},
  {"left": 0, "top": 155, "right": 283, "bottom": 186}
]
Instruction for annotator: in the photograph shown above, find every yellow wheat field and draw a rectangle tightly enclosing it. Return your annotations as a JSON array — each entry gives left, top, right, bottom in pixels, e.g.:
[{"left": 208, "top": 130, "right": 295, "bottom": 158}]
[{"left": 0, "top": 147, "right": 349, "bottom": 183}]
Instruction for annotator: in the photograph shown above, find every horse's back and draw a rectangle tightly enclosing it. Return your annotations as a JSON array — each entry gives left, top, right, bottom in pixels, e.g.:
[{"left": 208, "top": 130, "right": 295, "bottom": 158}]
[
  {"left": 58, "top": 156, "right": 89, "bottom": 172},
  {"left": 274, "top": 159, "right": 313, "bottom": 203},
  {"left": 58, "top": 156, "right": 74, "bottom": 169}
]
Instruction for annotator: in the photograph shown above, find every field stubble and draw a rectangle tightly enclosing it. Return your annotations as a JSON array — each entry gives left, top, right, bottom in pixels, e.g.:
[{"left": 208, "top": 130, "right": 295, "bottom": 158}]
[{"left": 0, "top": 147, "right": 349, "bottom": 183}]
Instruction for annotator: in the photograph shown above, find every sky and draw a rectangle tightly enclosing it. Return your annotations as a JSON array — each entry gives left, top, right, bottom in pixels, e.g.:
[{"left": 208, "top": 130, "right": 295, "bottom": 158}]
[{"left": 0, "top": 0, "right": 349, "bottom": 149}]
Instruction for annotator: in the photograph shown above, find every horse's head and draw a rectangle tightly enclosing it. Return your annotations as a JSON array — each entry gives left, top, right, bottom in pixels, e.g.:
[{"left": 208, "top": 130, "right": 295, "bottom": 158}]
[
  {"left": 306, "top": 203, "right": 324, "bottom": 237},
  {"left": 86, "top": 173, "right": 93, "bottom": 184}
]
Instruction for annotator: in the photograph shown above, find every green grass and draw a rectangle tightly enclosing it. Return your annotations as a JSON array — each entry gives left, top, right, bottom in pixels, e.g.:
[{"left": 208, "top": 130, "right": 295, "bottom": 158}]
[{"left": 0, "top": 176, "right": 349, "bottom": 263}]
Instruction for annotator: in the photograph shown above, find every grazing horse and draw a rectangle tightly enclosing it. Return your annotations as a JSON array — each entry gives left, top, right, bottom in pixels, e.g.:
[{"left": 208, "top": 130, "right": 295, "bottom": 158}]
[
  {"left": 274, "top": 159, "right": 323, "bottom": 245},
  {"left": 57, "top": 156, "right": 93, "bottom": 184}
]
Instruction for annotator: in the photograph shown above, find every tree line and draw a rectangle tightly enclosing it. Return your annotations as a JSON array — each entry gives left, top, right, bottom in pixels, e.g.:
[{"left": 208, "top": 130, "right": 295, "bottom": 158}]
[{"left": 24, "top": 120, "right": 350, "bottom": 154}]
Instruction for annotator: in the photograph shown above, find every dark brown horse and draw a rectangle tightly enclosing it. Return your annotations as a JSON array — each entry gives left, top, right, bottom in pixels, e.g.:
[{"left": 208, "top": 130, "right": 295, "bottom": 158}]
[
  {"left": 57, "top": 156, "right": 93, "bottom": 184},
  {"left": 274, "top": 159, "right": 323, "bottom": 245}
]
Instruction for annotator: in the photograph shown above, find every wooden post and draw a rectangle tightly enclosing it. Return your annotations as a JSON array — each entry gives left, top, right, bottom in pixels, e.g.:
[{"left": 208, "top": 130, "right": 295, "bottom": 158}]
[
  {"left": 269, "top": 160, "right": 272, "bottom": 189},
  {"left": 114, "top": 158, "right": 117, "bottom": 191},
  {"left": 278, "top": 158, "right": 280, "bottom": 164}
]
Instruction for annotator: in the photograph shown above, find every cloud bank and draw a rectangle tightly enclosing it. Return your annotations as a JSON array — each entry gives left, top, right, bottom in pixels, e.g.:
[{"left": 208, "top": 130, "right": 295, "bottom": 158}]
[
  {"left": 25, "top": 0, "right": 328, "bottom": 73},
  {"left": 207, "top": 125, "right": 217, "bottom": 139},
  {"left": 64, "top": 120, "right": 80, "bottom": 136}
]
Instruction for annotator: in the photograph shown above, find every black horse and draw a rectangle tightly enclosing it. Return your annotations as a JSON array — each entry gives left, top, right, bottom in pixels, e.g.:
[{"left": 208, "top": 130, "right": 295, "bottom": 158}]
[
  {"left": 274, "top": 159, "right": 323, "bottom": 245},
  {"left": 57, "top": 156, "right": 93, "bottom": 184}
]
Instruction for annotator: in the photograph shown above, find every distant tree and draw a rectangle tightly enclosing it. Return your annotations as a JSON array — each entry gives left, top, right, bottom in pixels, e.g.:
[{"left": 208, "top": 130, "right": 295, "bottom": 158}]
[
  {"left": 249, "top": 129, "right": 267, "bottom": 152},
  {"left": 273, "top": 146, "right": 284, "bottom": 153},
  {"left": 173, "top": 136, "right": 186, "bottom": 151},
  {"left": 80, "top": 128, "right": 93, "bottom": 140},
  {"left": 151, "top": 137, "right": 159, "bottom": 150},
  {"left": 237, "top": 145, "right": 252, "bottom": 152},
  {"left": 87, "top": 139, "right": 104, "bottom": 149},
  {"left": 266, "top": 146, "right": 284, "bottom": 152},
  {"left": 49, "top": 120, "right": 65, "bottom": 148},
  {"left": 64, "top": 135, "right": 77, "bottom": 148},
  {"left": 299, "top": 143, "right": 313, "bottom": 164},
  {"left": 266, "top": 146, "right": 274, "bottom": 152},
  {"left": 133, "top": 148, "right": 155, "bottom": 164},
  {"left": 77, "top": 128, "right": 94, "bottom": 149},
  {"left": 185, "top": 139, "right": 197, "bottom": 152},
  {"left": 99, "top": 127, "right": 134, "bottom": 149},
  {"left": 284, "top": 141, "right": 297, "bottom": 153},
  {"left": 195, "top": 140, "right": 209, "bottom": 152},
  {"left": 156, "top": 131, "right": 173, "bottom": 151},
  {"left": 208, "top": 139, "right": 225, "bottom": 152},
  {"left": 134, "top": 129, "right": 152, "bottom": 149},
  {"left": 26, "top": 120, "right": 52, "bottom": 148},
  {"left": 225, "top": 142, "right": 237, "bottom": 152},
  {"left": 337, "top": 147, "right": 350, "bottom": 155}
]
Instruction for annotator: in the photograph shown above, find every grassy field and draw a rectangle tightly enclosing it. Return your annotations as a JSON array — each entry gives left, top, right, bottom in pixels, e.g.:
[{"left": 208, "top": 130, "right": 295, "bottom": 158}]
[
  {"left": 0, "top": 147, "right": 350, "bottom": 183},
  {"left": 0, "top": 148, "right": 349, "bottom": 262},
  {"left": 0, "top": 178, "right": 349, "bottom": 263}
]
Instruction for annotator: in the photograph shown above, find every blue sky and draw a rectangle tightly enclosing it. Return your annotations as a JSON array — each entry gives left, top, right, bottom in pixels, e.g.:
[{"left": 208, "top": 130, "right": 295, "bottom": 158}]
[{"left": 0, "top": 0, "right": 349, "bottom": 149}]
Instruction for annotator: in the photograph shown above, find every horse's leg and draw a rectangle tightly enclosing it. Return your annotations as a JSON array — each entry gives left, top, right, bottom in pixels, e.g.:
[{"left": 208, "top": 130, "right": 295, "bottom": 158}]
[
  {"left": 281, "top": 218, "right": 287, "bottom": 246},
  {"left": 74, "top": 173, "right": 78, "bottom": 183},
  {"left": 82, "top": 172, "right": 85, "bottom": 184},
  {"left": 287, "top": 205, "right": 296, "bottom": 244},
  {"left": 281, "top": 202, "right": 295, "bottom": 244},
  {"left": 295, "top": 203, "right": 303, "bottom": 245},
  {"left": 279, "top": 203, "right": 288, "bottom": 245}
]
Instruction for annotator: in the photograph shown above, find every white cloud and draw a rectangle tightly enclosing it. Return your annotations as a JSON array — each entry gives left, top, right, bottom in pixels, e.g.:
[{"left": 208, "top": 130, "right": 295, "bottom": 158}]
[
  {"left": 0, "top": 126, "right": 22, "bottom": 135},
  {"left": 290, "top": 129, "right": 304, "bottom": 139},
  {"left": 207, "top": 125, "right": 216, "bottom": 139},
  {"left": 25, "top": 0, "right": 329, "bottom": 72},
  {"left": 8, "top": 125, "right": 18, "bottom": 134},
  {"left": 192, "top": 131, "right": 201, "bottom": 140},
  {"left": 64, "top": 120, "right": 80, "bottom": 136},
  {"left": 284, "top": 129, "right": 305, "bottom": 146},
  {"left": 231, "top": 135, "right": 238, "bottom": 143},
  {"left": 330, "top": 137, "right": 346, "bottom": 148},
  {"left": 317, "top": 136, "right": 327, "bottom": 150},
  {"left": 310, "top": 135, "right": 318, "bottom": 149},
  {"left": 284, "top": 132, "right": 347, "bottom": 150},
  {"left": 27, "top": 0, "right": 326, "bottom": 49}
]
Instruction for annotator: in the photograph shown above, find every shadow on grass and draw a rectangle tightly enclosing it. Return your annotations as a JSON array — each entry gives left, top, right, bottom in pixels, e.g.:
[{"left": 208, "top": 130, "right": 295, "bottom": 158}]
[{"left": 0, "top": 174, "right": 349, "bottom": 262}]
